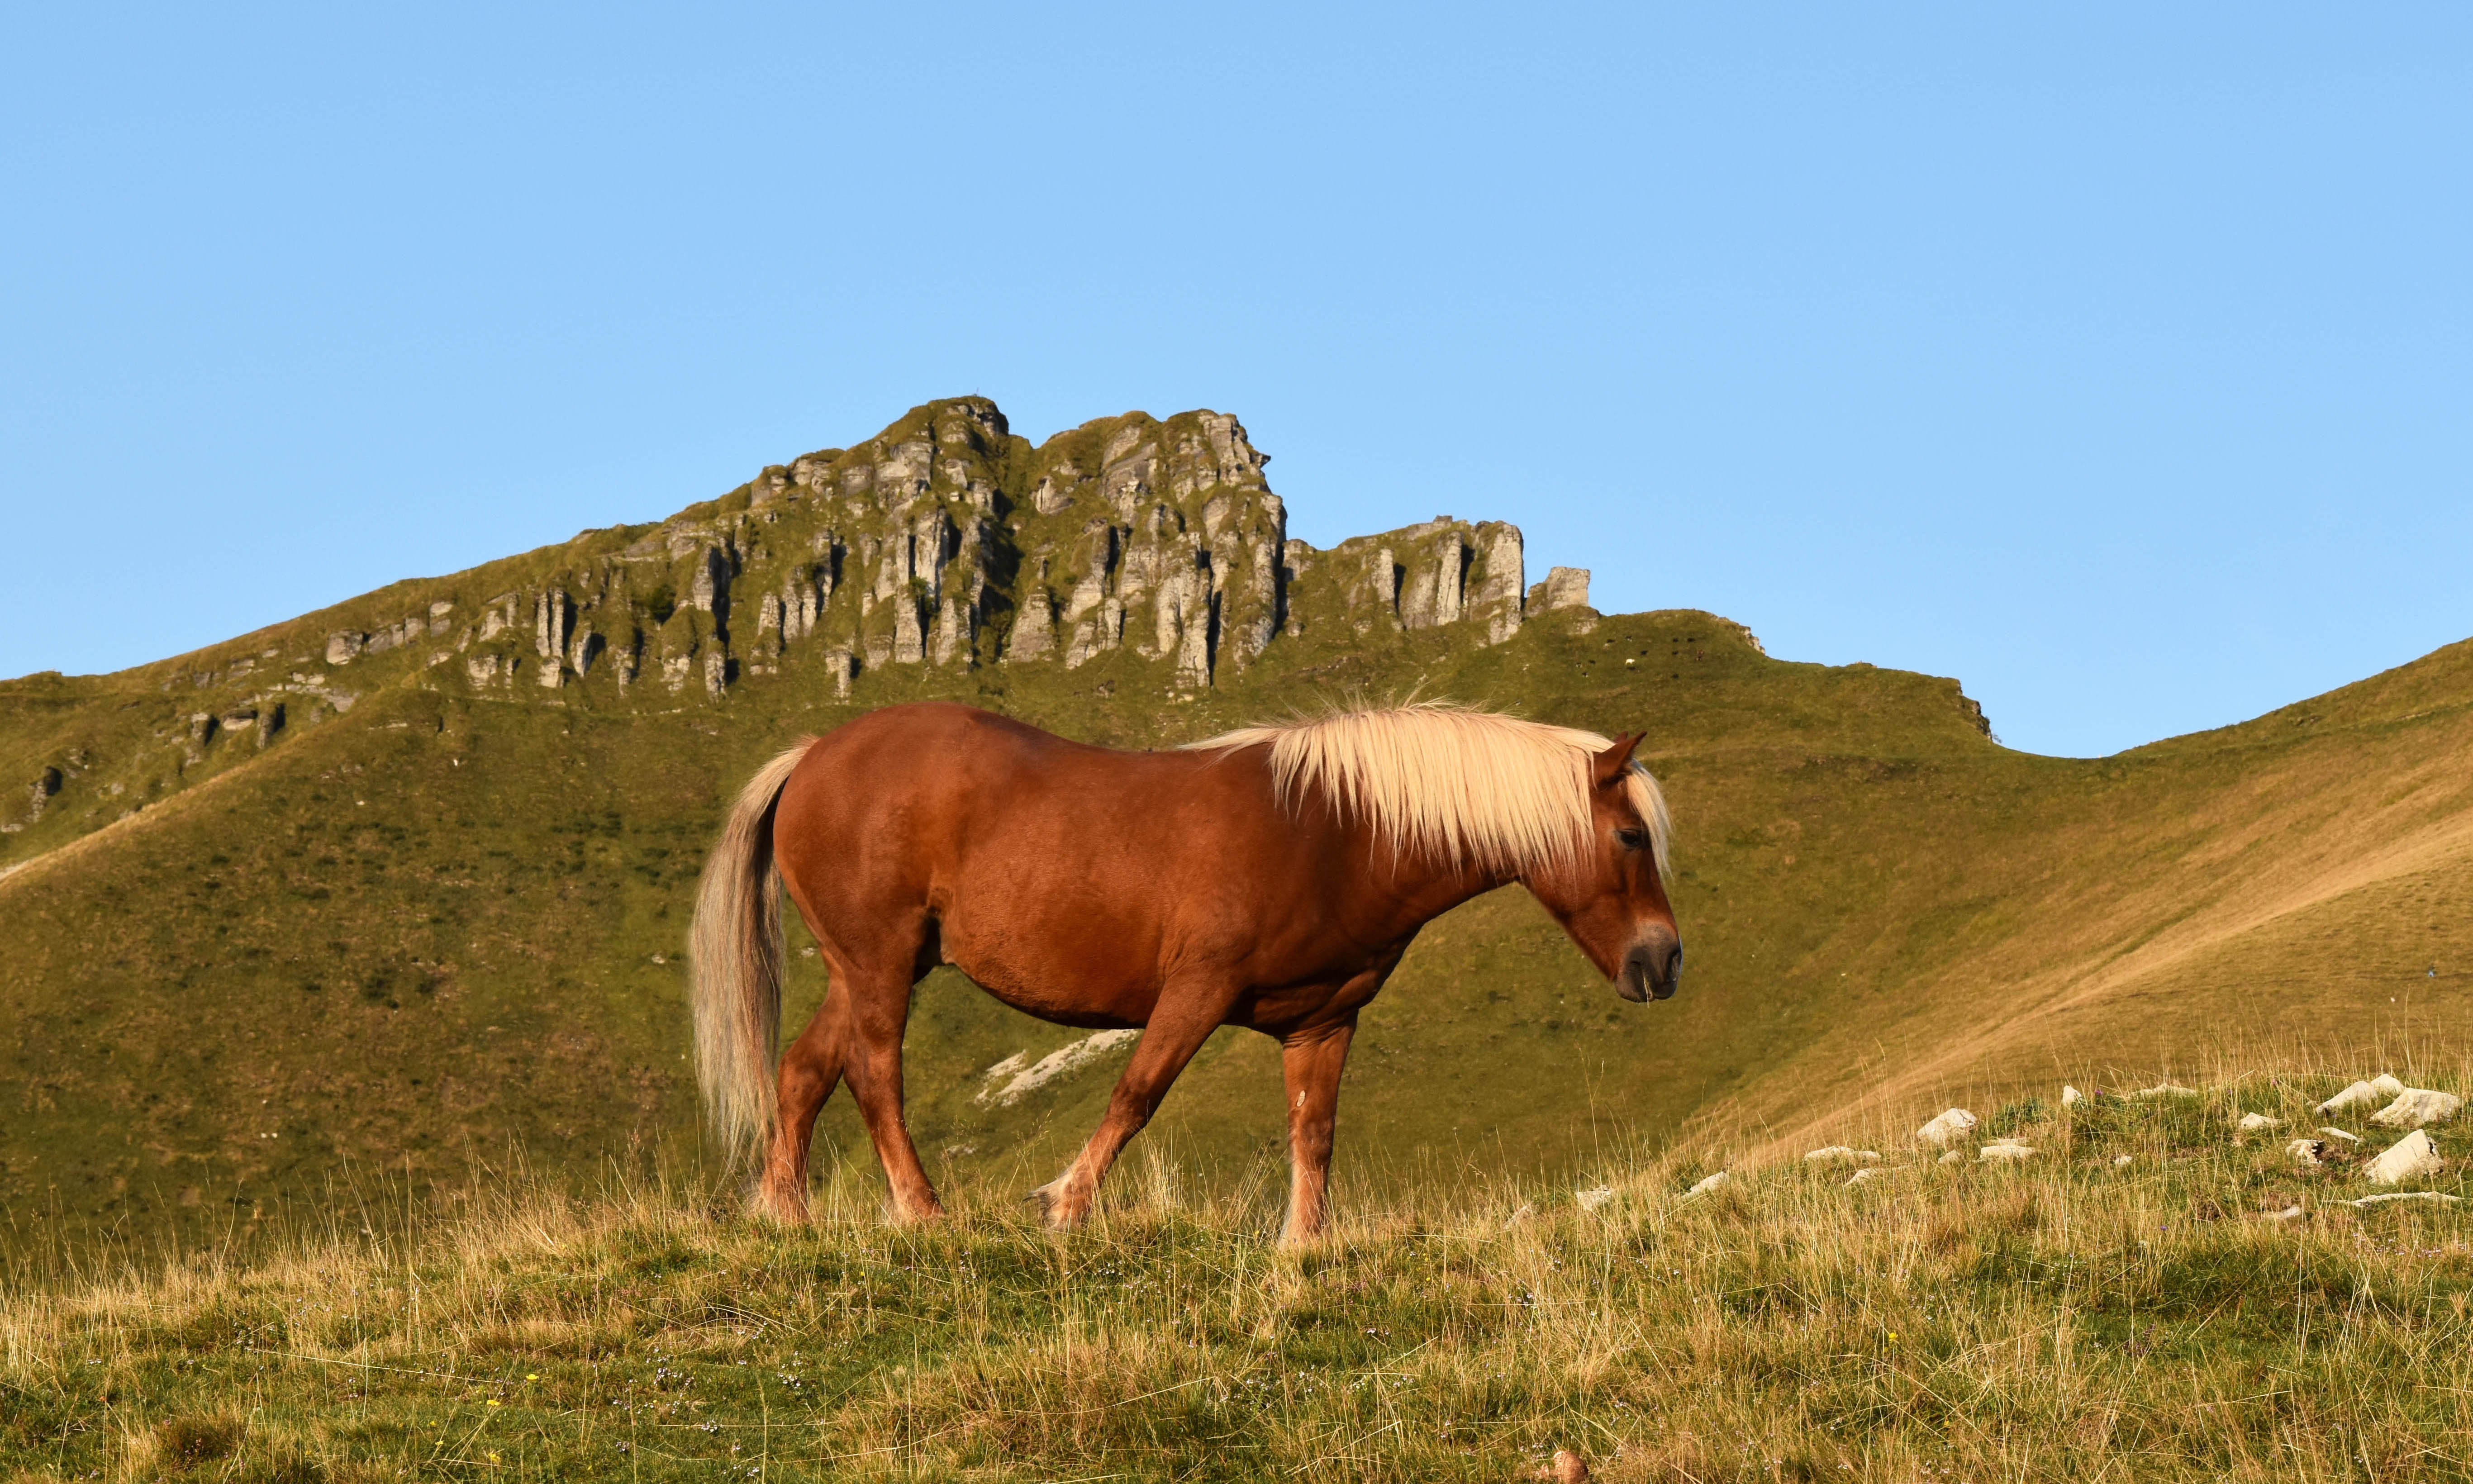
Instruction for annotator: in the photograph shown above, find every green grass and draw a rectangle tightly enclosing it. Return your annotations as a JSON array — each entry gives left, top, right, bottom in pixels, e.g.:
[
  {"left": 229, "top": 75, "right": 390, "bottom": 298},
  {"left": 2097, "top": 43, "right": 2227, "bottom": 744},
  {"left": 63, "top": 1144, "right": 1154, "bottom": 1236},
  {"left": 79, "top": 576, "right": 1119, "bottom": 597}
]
[{"left": 3, "top": 1067, "right": 2468, "bottom": 1481}]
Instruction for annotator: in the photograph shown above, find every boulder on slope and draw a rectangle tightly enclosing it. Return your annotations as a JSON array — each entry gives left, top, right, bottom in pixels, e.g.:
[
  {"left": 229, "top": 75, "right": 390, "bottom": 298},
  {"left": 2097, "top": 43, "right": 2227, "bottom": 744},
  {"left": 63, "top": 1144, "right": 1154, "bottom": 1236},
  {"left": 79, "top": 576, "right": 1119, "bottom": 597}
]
[
  {"left": 2318, "top": 1081, "right": 2381, "bottom": 1114},
  {"left": 1916, "top": 1108, "right": 1978, "bottom": 1148},
  {"left": 2366, "top": 1130, "right": 2444, "bottom": 1186},
  {"left": 2370, "top": 1089, "right": 2462, "bottom": 1130}
]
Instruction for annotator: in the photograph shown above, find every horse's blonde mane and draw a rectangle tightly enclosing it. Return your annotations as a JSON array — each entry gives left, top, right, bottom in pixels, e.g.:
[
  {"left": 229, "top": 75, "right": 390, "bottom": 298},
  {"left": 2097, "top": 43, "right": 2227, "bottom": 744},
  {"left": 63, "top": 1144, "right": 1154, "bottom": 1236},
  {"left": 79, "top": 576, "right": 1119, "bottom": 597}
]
[{"left": 1189, "top": 702, "right": 1671, "bottom": 879}]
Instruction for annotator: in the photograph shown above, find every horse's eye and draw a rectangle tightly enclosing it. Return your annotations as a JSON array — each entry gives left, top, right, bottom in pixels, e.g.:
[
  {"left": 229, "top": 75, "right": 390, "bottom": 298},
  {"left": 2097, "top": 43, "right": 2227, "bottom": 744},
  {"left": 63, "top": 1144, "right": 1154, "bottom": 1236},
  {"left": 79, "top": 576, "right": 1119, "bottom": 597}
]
[{"left": 1615, "top": 827, "right": 1647, "bottom": 852}]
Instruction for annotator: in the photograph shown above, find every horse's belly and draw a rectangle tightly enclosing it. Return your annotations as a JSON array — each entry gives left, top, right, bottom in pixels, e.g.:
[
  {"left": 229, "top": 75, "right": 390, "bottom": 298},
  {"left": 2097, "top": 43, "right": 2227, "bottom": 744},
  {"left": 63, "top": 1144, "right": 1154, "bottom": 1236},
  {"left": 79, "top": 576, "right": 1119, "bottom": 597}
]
[
  {"left": 949, "top": 950, "right": 1157, "bottom": 1029},
  {"left": 939, "top": 908, "right": 1162, "bottom": 1029}
]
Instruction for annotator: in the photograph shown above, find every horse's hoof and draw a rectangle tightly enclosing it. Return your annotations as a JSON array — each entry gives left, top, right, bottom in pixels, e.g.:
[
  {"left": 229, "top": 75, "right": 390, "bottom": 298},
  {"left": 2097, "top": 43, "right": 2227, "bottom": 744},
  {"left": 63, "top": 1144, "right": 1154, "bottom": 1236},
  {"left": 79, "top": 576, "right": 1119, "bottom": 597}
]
[
  {"left": 1028, "top": 1181, "right": 1081, "bottom": 1229},
  {"left": 749, "top": 1188, "right": 810, "bottom": 1226}
]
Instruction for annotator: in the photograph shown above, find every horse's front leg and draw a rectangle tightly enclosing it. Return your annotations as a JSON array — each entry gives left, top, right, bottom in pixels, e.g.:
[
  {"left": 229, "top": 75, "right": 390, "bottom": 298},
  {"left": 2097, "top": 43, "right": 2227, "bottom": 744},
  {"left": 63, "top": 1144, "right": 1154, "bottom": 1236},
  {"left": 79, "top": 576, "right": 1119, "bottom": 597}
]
[
  {"left": 1032, "top": 982, "right": 1233, "bottom": 1230},
  {"left": 1277, "top": 1015, "right": 1357, "bottom": 1247}
]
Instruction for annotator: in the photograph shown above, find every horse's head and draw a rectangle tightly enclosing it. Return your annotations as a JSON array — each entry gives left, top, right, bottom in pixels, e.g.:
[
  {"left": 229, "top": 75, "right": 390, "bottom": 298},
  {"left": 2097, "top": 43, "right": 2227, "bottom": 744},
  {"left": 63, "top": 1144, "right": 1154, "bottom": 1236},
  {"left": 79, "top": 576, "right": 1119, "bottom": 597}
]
[{"left": 1525, "top": 733, "right": 1682, "bottom": 1004}]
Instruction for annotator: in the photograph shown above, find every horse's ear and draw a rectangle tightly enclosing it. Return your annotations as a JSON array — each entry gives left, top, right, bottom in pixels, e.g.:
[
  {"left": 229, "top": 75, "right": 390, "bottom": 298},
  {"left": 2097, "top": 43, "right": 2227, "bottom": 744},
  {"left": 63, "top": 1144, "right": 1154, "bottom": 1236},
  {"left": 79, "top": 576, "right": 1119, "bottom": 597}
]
[{"left": 1592, "top": 733, "right": 1641, "bottom": 788}]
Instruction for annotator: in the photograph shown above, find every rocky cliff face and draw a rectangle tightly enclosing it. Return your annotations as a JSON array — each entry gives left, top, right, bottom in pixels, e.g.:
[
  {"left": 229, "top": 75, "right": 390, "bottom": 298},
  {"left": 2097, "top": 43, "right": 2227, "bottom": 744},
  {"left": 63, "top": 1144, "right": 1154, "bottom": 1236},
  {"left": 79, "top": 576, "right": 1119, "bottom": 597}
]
[
  {"left": 0, "top": 398, "right": 1618, "bottom": 854},
  {"left": 315, "top": 398, "right": 1591, "bottom": 706}
]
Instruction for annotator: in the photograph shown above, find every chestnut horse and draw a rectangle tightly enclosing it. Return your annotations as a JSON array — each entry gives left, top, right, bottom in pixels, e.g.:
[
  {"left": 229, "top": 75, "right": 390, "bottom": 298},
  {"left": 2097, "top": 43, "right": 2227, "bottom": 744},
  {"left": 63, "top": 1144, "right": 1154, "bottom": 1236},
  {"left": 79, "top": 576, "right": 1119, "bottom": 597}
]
[{"left": 690, "top": 700, "right": 1680, "bottom": 1244}]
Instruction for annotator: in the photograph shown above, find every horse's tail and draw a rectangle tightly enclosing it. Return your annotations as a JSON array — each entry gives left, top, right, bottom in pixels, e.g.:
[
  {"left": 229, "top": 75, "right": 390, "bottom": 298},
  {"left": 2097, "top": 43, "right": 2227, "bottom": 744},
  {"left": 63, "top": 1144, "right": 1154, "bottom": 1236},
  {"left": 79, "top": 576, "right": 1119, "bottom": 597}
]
[{"left": 689, "top": 738, "right": 815, "bottom": 1165}]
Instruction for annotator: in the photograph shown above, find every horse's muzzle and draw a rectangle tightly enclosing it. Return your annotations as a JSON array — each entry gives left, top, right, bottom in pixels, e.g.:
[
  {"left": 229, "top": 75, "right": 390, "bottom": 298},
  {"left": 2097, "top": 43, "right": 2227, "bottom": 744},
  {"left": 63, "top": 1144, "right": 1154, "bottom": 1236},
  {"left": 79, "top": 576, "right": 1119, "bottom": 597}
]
[{"left": 1618, "top": 927, "right": 1682, "bottom": 1003}]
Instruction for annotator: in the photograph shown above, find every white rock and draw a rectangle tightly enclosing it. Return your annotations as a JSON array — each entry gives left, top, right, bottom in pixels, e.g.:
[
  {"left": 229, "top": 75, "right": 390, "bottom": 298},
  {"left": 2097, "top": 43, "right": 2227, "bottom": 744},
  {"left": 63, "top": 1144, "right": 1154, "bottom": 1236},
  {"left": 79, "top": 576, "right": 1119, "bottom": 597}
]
[
  {"left": 2132, "top": 1081, "right": 2200, "bottom": 1099},
  {"left": 1803, "top": 1146, "right": 1882, "bottom": 1165},
  {"left": 2286, "top": 1138, "right": 2328, "bottom": 1167},
  {"left": 2371, "top": 1073, "right": 2408, "bottom": 1097},
  {"left": 2060, "top": 1084, "right": 2083, "bottom": 1107},
  {"left": 2318, "top": 1081, "right": 2381, "bottom": 1114},
  {"left": 2346, "top": 1191, "right": 2462, "bottom": 1209},
  {"left": 2236, "top": 1112, "right": 2283, "bottom": 1132},
  {"left": 1978, "top": 1142, "right": 2036, "bottom": 1162},
  {"left": 2366, "top": 1129, "right": 2444, "bottom": 1186},
  {"left": 1684, "top": 1172, "right": 1728, "bottom": 1197},
  {"left": 974, "top": 1029, "right": 1141, "bottom": 1107},
  {"left": 1916, "top": 1108, "right": 1979, "bottom": 1148},
  {"left": 1575, "top": 1185, "right": 1616, "bottom": 1213},
  {"left": 2370, "top": 1089, "right": 2463, "bottom": 1130},
  {"left": 1845, "top": 1167, "right": 1890, "bottom": 1188},
  {"left": 2318, "top": 1127, "right": 2362, "bottom": 1144},
  {"left": 2112, "top": 1154, "right": 2135, "bottom": 1167},
  {"left": 2262, "top": 1205, "right": 2305, "bottom": 1223},
  {"left": 1938, "top": 1150, "right": 1967, "bottom": 1165}
]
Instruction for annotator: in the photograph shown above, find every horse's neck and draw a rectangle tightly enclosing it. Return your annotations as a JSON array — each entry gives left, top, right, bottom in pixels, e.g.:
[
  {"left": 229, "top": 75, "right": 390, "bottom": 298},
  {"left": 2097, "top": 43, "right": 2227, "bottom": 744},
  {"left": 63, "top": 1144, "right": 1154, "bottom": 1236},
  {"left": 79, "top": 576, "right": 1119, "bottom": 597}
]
[{"left": 1360, "top": 849, "right": 1513, "bottom": 940}]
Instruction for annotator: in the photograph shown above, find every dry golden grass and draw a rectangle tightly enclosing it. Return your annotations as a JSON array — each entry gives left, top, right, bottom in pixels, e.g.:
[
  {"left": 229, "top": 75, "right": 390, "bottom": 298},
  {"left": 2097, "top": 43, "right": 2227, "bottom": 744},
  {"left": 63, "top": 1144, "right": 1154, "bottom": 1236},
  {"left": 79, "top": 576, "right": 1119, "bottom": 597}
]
[{"left": 2, "top": 1063, "right": 2468, "bottom": 1481}]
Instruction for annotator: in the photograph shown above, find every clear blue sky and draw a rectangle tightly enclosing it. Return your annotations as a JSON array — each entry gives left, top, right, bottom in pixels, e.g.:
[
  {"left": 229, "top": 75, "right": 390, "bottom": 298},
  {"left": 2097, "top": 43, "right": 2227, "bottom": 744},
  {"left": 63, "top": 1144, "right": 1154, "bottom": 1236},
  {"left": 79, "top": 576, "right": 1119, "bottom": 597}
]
[{"left": 5, "top": 5, "right": 2467, "bottom": 756}]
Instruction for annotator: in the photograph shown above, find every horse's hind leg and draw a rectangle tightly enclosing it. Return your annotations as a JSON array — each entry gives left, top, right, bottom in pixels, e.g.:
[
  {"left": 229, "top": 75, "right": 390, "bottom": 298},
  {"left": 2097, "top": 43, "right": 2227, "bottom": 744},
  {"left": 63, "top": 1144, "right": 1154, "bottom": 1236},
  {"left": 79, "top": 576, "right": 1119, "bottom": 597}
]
[
  {"left": 839, "top": 962, "right": 945, "bottom": 1222},
  {"left": 755, "top": 984, "right": 851, "bottom": 1223}
]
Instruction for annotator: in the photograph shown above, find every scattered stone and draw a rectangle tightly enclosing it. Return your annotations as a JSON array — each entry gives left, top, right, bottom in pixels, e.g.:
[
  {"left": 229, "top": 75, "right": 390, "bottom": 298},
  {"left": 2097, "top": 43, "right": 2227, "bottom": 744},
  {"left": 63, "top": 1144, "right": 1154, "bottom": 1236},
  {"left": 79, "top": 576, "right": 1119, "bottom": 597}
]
[
  {"left": 2370, "top": 1089, "right": 2463, "bottom": 1130},
  {"left": 2262, "top": 1205, "right": 2305, "bottom": 1223},
  {"left": 1845, "top": 1166, "right": 1893, "bottom": 1188},
  {"left": 2319, "top": 1081, "right": 2381, "bottom": 1113},
  {"left": 2371, "top": 1074, "right": 2408, "bottom": 1097},
  {"left": 1535, "top": 1448, "right": 1589, "bottom": 1484},
  {"left": 1683, "top": 1172, "right": 1728, "bottom": 1197},
  {"left": 1939, "top": 1150, "right": 1967, "bottom": 1165},
  {"left": 1575, "top": 1185, "right": 1615, "bottom": 1213},
  {"left": 1804, "top": 1146, "right": 1882, "bottom": 1165},
  {"left": 2112, "top": 1155, "right": 2135, "bottom": 1167},
  {"left": 2366, "top": 1130, "right": 2444, "bottom": 1186},
  {"left": 1916, "top": 1108, "right": 1979, "bottom": 1148},
  {"left": 2061, "top": 1084, "right": 2083, "bottom": 1107},
  {"left": 2236, "top": 1112, "right": 2283, "bottom": 1132},
  {"left": 2346, "top": 1191, "right": 2462, "bottom": 1209},
  {"left": 2132, "top": 1081, "right": 2200, "bottom": 1099},
  {"left": 2318, "top": 1127, "right": 2362, "bottom": 1144},
  {"left": 2286, "top": 1139, "right": 2328, "bottom": 1167},
  {"left": 1978, "top": 1142, "right": 2036, "bottom": 1163}
]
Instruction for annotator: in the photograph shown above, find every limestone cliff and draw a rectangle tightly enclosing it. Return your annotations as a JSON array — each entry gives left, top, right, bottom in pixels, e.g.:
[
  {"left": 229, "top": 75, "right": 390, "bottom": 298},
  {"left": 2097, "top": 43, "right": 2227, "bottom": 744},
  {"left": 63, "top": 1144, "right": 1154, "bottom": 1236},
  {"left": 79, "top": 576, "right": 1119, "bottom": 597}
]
[
  {"left": 320, "top": 398, "right": 1588, "bottom": 705},
  {"left": 0, "top": 397, "right": 1617, "bottom": 858}
]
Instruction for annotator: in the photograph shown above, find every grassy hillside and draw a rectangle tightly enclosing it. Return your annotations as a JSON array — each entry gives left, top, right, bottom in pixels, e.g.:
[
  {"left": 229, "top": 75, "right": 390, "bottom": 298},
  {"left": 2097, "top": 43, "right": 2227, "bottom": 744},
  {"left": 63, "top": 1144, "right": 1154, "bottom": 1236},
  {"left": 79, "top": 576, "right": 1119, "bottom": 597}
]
[
  {"left": 3, "top": 397, "right": 2470, "bottom": 1254},
  {"left": 3, "top": 1068, "right": 2467, "bottom": 1481}
]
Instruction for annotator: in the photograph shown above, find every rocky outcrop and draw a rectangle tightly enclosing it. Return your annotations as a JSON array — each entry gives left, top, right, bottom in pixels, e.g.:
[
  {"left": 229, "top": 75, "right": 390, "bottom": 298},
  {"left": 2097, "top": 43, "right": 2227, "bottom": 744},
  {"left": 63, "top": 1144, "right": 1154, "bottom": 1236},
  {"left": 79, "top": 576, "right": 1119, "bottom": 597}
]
[
  {"left": 1530, "top": 566, "right": 1591, "bottom": 614},
  {"left": 278, "top": 398, "right": 1596, "bottom": 709},
  {"left": 27, "top": 767, "right": 61, "bottom": 822}
]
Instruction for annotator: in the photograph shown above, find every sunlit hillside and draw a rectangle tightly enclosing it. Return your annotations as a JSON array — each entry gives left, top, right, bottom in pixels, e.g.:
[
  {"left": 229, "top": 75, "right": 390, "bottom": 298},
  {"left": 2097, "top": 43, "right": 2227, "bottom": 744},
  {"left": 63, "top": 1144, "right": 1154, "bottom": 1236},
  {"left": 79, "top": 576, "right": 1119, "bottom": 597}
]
[{"left": 1, "top": 398, "right": 2467, "bottom": 1252}]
